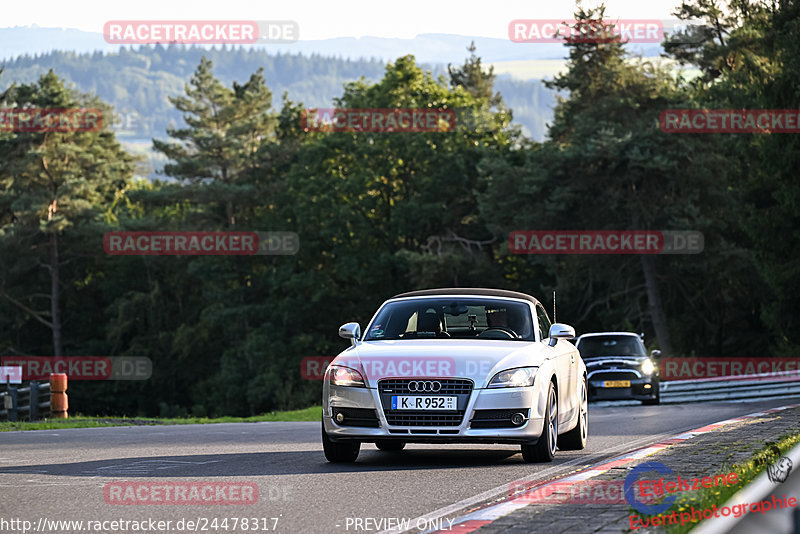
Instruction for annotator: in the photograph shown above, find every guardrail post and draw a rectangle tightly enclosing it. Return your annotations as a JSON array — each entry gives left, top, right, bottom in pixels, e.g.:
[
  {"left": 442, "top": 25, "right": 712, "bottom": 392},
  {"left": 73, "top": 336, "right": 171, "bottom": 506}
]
[
  {"left": 29, "top": 380, "right": 38, "bottom": 421},
  {"left": 41, "top": 382, "right": 52, "bottom": 418}
]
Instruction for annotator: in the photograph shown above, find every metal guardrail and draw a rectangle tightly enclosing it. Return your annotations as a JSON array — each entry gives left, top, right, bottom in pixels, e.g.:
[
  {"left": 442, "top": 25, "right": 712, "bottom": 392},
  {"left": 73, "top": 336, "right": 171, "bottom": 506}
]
[
  {"left": 661, "top": 371, "right": 800, "bottom": 403},
  {"left": 0, "top": 381, "right": 52, "bottom": 421}
]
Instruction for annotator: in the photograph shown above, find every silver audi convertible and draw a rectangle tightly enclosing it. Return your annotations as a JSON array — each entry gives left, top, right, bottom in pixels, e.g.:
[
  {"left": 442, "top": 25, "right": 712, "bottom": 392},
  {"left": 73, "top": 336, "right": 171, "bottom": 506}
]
[{"left": 321, "top": 288, "right": 588, "bottom": 463}]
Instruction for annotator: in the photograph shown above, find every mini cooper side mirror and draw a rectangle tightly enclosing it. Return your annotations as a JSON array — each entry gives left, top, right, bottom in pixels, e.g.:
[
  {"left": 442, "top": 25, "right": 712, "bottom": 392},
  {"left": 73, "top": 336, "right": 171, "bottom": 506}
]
[
  {"left": 548, "top": 323, "right": 576, "bottom": 347},
  {"left": 650, "top": 349, "right": 662, "bottom": 358},
  {"left": 338, "top": 322, "right": 361, "bottom": 346}
]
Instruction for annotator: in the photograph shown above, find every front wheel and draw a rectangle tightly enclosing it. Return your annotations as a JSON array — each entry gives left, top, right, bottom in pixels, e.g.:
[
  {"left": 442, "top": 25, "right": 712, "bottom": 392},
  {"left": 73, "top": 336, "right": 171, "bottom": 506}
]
[
  {"left": 521, "top": 381, "right": 558, "bottom": 462},
  {"left": 559, "top": 375, "right": 588, "bottom": 450},
  {"left": 322, "top": 420, "right": 360, "bottom": 462},
  {"left": 375, "top": 440, "right": 406, "bottom": 452}
]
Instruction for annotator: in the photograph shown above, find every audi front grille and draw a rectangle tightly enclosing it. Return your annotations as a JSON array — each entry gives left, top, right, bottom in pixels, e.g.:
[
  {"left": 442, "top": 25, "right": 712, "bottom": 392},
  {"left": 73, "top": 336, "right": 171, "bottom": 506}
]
[
  {"left": 378, "top": 378, "right": 473, "bottom": 395},
  {"left": 378, "top": 378, "right": 473, "bottom": 427}
]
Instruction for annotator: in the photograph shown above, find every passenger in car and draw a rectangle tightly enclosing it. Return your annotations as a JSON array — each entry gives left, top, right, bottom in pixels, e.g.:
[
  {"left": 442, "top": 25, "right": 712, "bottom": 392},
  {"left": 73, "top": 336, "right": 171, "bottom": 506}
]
[{"left": 418, "top": 310, "right": 449, "bottom": 337}]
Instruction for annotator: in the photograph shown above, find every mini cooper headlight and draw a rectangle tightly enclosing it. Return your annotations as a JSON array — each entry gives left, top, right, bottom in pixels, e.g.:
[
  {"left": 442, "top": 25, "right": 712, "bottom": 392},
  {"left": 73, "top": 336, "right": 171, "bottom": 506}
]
[
  {"left": 329, "top": 366, "right": 366, "bottom": 387},
  {"left": 641, "top": 359, "right": 656, "bottom": 376},
  {"left": 488, "top": 367, "right": 537, "bottom": 388}
]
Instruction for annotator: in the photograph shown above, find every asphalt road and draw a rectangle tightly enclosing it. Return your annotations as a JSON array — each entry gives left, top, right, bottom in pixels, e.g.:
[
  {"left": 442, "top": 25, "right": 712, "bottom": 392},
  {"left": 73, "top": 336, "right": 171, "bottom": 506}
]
[{"left": 0, "top": 399, "right": 796, "bottom": 534}]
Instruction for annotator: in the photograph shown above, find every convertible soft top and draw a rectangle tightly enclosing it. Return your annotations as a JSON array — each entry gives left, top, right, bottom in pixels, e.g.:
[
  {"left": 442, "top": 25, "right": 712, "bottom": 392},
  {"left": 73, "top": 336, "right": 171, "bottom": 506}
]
[{"left": 391, "top": 288, "right": 541, "bottom": 306}]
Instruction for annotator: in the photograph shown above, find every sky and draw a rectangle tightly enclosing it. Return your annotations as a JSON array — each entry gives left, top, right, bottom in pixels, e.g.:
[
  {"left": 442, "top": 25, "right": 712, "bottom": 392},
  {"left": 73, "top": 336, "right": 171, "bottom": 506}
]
[{"left": 6, "top": 0, "right": 689, "bottom": 40}]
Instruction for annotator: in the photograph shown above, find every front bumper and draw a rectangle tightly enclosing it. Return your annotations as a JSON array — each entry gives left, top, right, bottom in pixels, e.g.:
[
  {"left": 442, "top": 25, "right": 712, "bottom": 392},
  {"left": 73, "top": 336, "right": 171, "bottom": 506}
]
[
  {"left": 323, "top": 382, "right": 545, "bottom": 444},
  {"left": 588, "top": 377, "right": 659, "bottom": 401}
]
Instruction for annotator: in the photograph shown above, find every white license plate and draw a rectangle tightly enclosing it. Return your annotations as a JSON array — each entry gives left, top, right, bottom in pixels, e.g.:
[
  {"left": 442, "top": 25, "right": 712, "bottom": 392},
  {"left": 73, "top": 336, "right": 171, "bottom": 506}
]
[{"left": 391, "top": 396, "right": 457, "bottom": 410}]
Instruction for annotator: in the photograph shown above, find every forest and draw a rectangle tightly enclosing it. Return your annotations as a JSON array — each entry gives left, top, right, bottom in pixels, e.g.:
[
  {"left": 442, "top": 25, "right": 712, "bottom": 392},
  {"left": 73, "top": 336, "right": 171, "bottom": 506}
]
[{"left": 0, "top": 45, "right": 557, "bottom": 142}]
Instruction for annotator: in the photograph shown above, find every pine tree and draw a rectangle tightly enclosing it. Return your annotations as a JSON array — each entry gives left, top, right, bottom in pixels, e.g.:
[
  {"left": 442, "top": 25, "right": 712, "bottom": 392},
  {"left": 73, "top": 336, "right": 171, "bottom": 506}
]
[
  {"left": 152, "top": 57, "right": 277, "bottom": 228},
  {"left": 448, "top": 42, "right": 503, "bottom": 107},
  {"left": 0, "top": 70, "right": 134, "bottom": 356}
]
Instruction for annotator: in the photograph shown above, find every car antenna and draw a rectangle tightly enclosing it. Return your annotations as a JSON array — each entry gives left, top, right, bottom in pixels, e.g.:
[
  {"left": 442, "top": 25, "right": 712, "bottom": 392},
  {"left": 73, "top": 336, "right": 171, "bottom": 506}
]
[{"left": 553, "top": 290, "right": 556, "bottom": 323}]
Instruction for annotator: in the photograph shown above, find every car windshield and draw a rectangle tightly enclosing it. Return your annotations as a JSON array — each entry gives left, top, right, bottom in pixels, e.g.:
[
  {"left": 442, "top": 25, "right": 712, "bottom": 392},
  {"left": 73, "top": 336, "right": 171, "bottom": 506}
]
[
  {"left": 364, "top": 298, "right": 536, "bottom": 341},
  {"left": 576, "top": 335, "right": 646, "bottom": 358}
]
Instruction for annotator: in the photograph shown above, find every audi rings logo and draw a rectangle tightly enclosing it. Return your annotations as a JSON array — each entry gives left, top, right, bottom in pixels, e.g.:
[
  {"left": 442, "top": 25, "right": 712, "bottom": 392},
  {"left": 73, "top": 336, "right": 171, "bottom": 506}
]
[{"left": 407, "top": 380, "right": 442, "bottom": 392}]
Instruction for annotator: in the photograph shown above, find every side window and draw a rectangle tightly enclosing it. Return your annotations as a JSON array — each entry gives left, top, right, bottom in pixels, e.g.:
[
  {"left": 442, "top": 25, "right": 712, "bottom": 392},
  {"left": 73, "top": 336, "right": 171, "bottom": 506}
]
[{"left": 536, "top": 304, "right": 552, "bottom": 340}]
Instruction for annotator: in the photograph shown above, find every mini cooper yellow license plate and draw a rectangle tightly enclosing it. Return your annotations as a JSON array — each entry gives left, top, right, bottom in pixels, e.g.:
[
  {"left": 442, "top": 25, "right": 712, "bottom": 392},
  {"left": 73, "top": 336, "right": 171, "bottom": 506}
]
[{"left": 602, "top": 380, "right": 631, "bottom": 388}]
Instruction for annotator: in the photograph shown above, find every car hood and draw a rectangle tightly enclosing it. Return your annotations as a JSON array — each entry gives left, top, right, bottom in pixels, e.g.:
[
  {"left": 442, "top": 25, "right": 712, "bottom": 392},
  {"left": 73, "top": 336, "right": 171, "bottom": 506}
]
[{"left": 331, "top": 339, "right": 549, "bottom": 387}]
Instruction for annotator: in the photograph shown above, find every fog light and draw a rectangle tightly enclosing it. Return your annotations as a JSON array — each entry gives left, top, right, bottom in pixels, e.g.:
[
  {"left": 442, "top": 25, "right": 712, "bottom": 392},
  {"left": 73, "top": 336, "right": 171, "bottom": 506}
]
[
  {"left": 510, "top": 413, "right": 525, "bottom": 426},
  {"left": 644, "top": 384, "right": 652, "bottom": 389},
  {"left": 335, "top": 412, "right": 345, "bottom": 423}
]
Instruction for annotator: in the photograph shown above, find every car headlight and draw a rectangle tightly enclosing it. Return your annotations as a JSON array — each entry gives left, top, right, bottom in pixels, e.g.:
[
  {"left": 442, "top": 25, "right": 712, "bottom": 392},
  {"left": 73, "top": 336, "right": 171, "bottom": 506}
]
[
  {"left": 329, "top": 365, "right": 366, "bottom": 387},
  {"left": 641, "top": 359, "right": 656, "bottom": 376},
  {"left": 488, "top": 367, "right": 537, "bottom": 388}
]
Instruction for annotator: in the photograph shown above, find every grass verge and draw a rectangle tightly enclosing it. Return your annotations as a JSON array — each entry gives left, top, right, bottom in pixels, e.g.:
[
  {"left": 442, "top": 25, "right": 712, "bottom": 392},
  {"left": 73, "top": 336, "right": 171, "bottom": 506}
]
[{"left": 0, "top": 405, "right": 322, "bottom": 431}]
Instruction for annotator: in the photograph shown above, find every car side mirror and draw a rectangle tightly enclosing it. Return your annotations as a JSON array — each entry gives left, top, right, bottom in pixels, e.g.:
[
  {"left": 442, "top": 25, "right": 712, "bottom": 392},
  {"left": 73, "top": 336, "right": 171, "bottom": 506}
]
[
  {"left": 650, "top": 349, "right": 662, "bottom": 358},
  {"left": 339, "top": 322, "right": 361, "bottom": 346},
  {"left": 548, "top": 323, "right": 576, "bottom": 347}
]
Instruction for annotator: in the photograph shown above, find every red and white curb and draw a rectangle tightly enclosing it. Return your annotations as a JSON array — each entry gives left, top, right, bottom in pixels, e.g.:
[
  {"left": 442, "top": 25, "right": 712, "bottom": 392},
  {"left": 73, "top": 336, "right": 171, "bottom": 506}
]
[{"left": 405, "top": 403, "right": 800, "bottom": 534}]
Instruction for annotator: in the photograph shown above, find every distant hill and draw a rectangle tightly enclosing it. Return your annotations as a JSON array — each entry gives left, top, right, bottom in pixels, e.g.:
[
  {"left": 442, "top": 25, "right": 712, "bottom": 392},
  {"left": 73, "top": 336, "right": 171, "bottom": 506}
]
[
  {"left": 0, "top": 46, "right": 560, "bottom": 179},
  {"left": 0, "top": 46, "right": 558, "bottom": 143},
  {"left": 0, "top": 25, "right": 664, "bottom": 65}
]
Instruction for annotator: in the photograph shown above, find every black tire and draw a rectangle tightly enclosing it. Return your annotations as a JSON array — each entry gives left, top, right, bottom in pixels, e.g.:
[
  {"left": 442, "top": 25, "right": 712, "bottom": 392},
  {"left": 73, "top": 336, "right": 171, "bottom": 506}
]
[
  {"left": 375, "top": 440, "right": 406, "bottom": 452},
  {"left": 521, "top": 381, "right": 558, "bottom": 462},
  {"left": 321, "top": 420, "right": 360, "bottom": 462},
  {"left": 559, "top": 375, "right": 588, "bottom": 450}
]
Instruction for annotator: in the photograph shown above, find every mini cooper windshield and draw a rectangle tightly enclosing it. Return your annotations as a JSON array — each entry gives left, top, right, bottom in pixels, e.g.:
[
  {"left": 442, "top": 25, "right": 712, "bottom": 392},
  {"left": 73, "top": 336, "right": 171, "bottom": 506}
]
[
  {"left": 577, "top": 335, "right": 647, "bottom": 357},
  {"left": 364, "top": 298, "right": 536, "bottom": 341}
]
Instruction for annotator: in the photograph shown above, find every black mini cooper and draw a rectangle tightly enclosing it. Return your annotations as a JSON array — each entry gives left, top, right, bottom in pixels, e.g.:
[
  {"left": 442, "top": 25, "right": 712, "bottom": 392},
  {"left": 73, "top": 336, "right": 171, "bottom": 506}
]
[{"left": 575, "top": 332, "right": 660, "bottom": 405}]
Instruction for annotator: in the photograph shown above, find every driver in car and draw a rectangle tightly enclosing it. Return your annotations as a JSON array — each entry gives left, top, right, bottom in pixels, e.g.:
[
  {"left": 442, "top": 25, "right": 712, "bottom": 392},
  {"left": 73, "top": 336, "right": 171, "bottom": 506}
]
[
  {"left": 485, "top": 308, "right": 532, "bottom": 339},
  {"left": 487, "top": 308, "right": 509, "bottom": 329}
]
